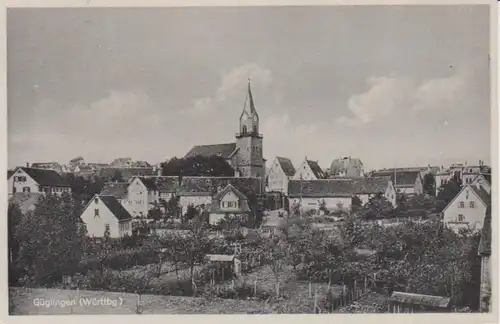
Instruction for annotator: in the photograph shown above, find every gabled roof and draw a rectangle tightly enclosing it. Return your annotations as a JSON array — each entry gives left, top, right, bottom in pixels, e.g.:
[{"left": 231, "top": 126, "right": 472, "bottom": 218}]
[
  {"left": 179, "top": 177, "right": 213, "bottom": 196},
  {"left": 472, "top": 173, "right": 491, "bottom": 186},
  {"left": 179, "top": 177, "right": 263, "bottom": 199},
  {"left": 369, "top": 170, "right": 421, "bottom": 187},
  {"left": 306, "top": 160, "right": 327, "bottom": 179},
  {"left": 478, "top": 205, "right": 491, "bottom": 256},
  {"left": 150, "top": 176, "right": 179, "bottom": 193},
  {"left": 213, "top": 184, "right": 248, "bottom": 201},
  {"left": 184, "top": 143, "right": 237, "bottom": 159},
  {"left": 288, "top": 177, "right": 390, "bottom": 197},
  {"left": 100, "top": 182, "right": 129, "bottom": 199},
  {"left": 276, "top": 157, "right": 296, "bottom": 177},
  {"left": 30, "top": 162, "right": 63, "bottom": 173},
  {"left": 7, "top": 170, "right": 14, "bottom": 179},
  {"left": 11, "top": 167, "right": 70, "bottom": 187},
  {"left": 134, "top": 177, "right": 158, "bottom": 191},
  {"left": 470, "top": 185, "right": 491, "bottom": 206},
  {"left": 99, "top": 195, "right": 132, "bottom": 221},
  {"left": 443, "top": 184, "right": 491, "bottom": 213}
]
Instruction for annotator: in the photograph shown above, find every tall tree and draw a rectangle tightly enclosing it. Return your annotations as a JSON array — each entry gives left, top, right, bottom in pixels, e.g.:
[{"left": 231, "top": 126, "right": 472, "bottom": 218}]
[
  {"left": 437, "top": 174, "right": 462, "bottom": 206},
  {"left": 111, "top": 170, "right": 124, "bottom": 182},
  {"left": 161, "top": 155, "right": 234, "bottom": 177},
  {"left": 423, "top": 173, "right": 436, "bottom": 196},
  {"left": 15, "top": 193, "right": 87, "bottom": 285}
]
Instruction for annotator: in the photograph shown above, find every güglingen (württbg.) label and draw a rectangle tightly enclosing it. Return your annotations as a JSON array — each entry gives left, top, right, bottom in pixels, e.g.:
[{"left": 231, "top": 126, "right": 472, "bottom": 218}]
[{"left": 33, "top": 297, "right": 123, "bottom": 308}]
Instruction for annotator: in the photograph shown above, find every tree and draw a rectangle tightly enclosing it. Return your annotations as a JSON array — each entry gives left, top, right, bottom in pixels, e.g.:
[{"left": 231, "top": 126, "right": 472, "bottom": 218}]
[
  {"left": 359, "top": 194, "right": 394, "bottom": 220},
  {"left": 423, "top": 173, "right": 436, "bottom": 196},
  {"left": 259, "top": 236, "right": 290, "bottom": 297},
  {"left": 111, "top": 170, "right": 124, "bottom": 182},
  {"left": 184, "top": 204, "right": 198, "bottom": 223},
  {"left": 351, "top": 195, "right": 363, "bottom": 213},
  {"left": 165, "top": 195, "right": 181, "bottom": 220},
  {"left": 437, "top": 174, "right": 462, "bottom": 206},
  {"left": 15, "top": 193, "right": 87, "bottom": 285},
  {"left": 8, "top": 202, "right": 23, "bottom": 284},
  {"left": 161, "top": 155, "right": 234, "bottom": 177},
  {"left": 147, "top": 206, "right": 163, "bottom": 221}
]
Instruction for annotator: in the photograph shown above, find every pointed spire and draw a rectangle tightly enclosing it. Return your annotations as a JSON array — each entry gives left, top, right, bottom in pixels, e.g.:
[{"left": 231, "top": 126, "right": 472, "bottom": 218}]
[{"left": 243, "top": 79, "right": 257, "bottom": 116}]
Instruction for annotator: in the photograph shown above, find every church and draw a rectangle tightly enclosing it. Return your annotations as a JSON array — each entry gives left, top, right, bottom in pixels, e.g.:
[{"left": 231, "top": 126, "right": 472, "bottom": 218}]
[{"left": 185, "top": 81, "right": 266, "bottom": 179}]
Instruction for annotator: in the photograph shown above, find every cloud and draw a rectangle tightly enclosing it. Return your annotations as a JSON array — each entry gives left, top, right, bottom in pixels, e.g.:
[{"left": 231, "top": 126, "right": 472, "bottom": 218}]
[
  {"left": 182, "top": 62, "right": 273, "bottom": 115},
  {"left": 261, "top": 112, "right": 323, "bottom": 166},
  {"left": 336, "top": 70, "right": 468, "bottom": 126}
]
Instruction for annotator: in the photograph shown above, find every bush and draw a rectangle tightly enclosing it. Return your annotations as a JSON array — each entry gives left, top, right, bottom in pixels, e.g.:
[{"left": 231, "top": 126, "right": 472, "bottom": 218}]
[{"left": 78, "top": 248, "right": 159, "bottom": 274}]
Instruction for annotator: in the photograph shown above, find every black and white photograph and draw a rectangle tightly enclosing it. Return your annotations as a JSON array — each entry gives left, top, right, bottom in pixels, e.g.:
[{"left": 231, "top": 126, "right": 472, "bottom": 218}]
[{"left": 4, "top": 1, "right": 497, "bottom": 318}]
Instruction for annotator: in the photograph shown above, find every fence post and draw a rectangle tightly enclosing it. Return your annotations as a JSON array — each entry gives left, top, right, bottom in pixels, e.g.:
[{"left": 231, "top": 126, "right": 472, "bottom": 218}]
[
  {"left": 254, "top": 279, "right": 257, "bottom": 296},
  {"left": 364, "top": 276, "right": 367, "bottom": 290},
  {"left": 309, "top": 281, "right": 312, "bottom": 299},
  {"left": 313, "top": 289, "right": 317, "bottom": 313}
]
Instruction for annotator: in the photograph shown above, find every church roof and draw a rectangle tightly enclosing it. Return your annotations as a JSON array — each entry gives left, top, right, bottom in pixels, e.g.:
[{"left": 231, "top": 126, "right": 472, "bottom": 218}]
[
  {"left": 276, "top": 157, "right": 296, "bottom": 177},
  {"left": 184, "top": 143, "right": 237, "bottom": 159},
  {"left": 306, "top": 160, "right": 327, "bottom": 179}
]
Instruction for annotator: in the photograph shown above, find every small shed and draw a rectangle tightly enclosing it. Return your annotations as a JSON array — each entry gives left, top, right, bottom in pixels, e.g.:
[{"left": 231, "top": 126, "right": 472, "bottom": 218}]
[
  {"left": 388, "top": 291, "right": 451, "bottom": 313},
  {"left": 205, "top": 254, "right": 242, "bottom": 278}
]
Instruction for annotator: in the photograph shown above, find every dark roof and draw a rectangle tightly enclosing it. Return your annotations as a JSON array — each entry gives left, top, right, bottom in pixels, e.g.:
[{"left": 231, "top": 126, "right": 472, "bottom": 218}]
[
  {"left": 136, "top": 177, "right": 158, "bottom": 191},
  {"left": 470, "top": 185, "right": 491, "bottom": 206},
  {"left": 288, "top": 177, "right": 389, "bottom": 197},
  {"left": 276, "top": 157, "right": 296, "bottom": 177},
  {"left": 478, "top": 205, "right": 491, "bottom": 255},
  {"left": 99, "top": 167, "right": 155, "bottom": 180},
  {"left": 100, "top": 182, "right": 129, "bottom": 199},
  {"left": 306, "top": 160, "right": 327, "bottom": 179},
  {"left": 389, "top": 292, "right": 450, "bottom": 308},
  {"left": 148, "top": 176, "right": 179, "bottom": 193},
  {"left": 30, "top": 162, "right": 63, "bottom": 173},
  {"left": 369, "top": 170, "right": 421, "bottom": 187},
  {"left": 184, "top": 143, "right": 237, "bottom": 159},
  {"left": 179, "top": 177, "right": 263, "bottom": 199},
  {"left": 76, "top": 165, "right": 93, "bottom": 172},
  {"left": 13, "top": 167, "right": 70, "bottom": 187},
  {"left": 100, "top": 195, "right": 132, "bottom": 221},
  {"left": 7, "top": 170, "right": 14, "bottom": 179}
]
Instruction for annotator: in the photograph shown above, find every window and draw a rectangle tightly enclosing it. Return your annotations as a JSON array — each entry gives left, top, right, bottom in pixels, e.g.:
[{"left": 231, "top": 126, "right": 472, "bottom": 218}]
[
  {"left": 94, "top": 197, "right": 99, "bottom": 204},
  {"left": 459, "top": 201, "right": 464, "bottom": 208},
  {"left": 94, "top": 209, "right": 99, "bottom": 217},
  {"left": 242, "top": 125, "right": 247, "bottom": 134},
  {"left": 23, "top": 187, "right": 30, "bottom": 193},
  {"left": 458, "top": 214, "right": 465, "bottom": 222},
  {"left": 105, "top": 224, "right": 110, "bottom": 232},
  {"left": 470, "top": 201, "right": 475, "bottom": 208},
  {"left": 465, "top": 191, "right": 469, "bottom": 199}
]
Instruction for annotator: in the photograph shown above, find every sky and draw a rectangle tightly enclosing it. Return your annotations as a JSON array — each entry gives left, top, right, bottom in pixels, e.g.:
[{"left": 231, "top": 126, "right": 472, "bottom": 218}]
[{"left": 7, "top": 5, "right": 492, "bottom": 171}]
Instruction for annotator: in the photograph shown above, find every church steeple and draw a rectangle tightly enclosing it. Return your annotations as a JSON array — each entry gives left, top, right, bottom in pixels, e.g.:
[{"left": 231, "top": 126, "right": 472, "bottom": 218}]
[{"left": 239, "top": 79, "right": 259, "bottom": 135}]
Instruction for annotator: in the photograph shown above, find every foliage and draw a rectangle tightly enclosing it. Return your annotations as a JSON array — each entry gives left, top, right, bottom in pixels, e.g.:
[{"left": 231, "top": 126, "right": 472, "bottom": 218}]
[
  {"left": 63, "top": 173, "right": 106, "bottom": 205},
  {"left": 161, "top": 155, "right": 234, "bottom": 177},
  {"left": 437, "top": 174, "right": 462, "bottom": 206},
  {"left": 147, "top": 206, "right": 163, "bottom": 221},
  {"left": 165, "top": 195, "right": 181, "bottom": 219},
  {"left": 351, "top": 195, "right": 363, "bottom": 213},
  {"left": 8, "top": 202, "right": 23, "bottom": 284},
  {"left": 184, "top": 204, "right": 199, "bottom": 222},
  {"left": 14, "top": 193, "right": 87, "bottom": 285},
  {"left": 423, "top": 173, "right": 436, "bottom": 196},
  {"left": 358, "top": 194, "right": 394, "bottom": 220},
  {"left": 111, "top": 169, "right": 124, "bottom": 182}
]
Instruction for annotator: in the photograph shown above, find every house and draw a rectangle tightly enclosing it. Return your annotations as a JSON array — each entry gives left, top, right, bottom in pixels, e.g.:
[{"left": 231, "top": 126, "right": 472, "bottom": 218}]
[
  {"left": 99, "top": 167, "right": 156, "bottom": 181},
  {"left": 122, "top": 176, "right": 160, "bottom": 218},
  {"left": 292, "top": 158, "right": 327, "bottom": 180},
  {"left": 209, "top": 184, "right": 251, "bottom": 225},
  {"left": 471, "top": 173, "right": 491, "bottom": 194},
  {"left": 368, "top": 169, "right": 423, "bottom": 196},
  {"left": 205, "top": 254, "right": 242, "bottom": 278},
  {"left": 288, "top": 177, "right": 396, "bottom": 213},
  {"left": 185, "top": 81, "right": 266, "bottom": 179},
  {"left": 442, "top": 184, "right": 490, "bottom": 233},
  {"left": 328, "top": 157, "right": 364, "bottom": 177},
  {"left": 266, "top": 156, "right": 296, "bottom": 194},
  {"left": 8, "top": 167, "right": 71, "bottom": 195},
  {"left": 478, "top": 205, "right": 491, "bottom": 312},
  {"left": 30, "top": 162, "right": 64, "bottom": 174},
  {"left": 80, "top": 194, "right": 133, "bottom": 238},
  {"left": 110, "top": 157, "right": 133, "bottom": 168}
]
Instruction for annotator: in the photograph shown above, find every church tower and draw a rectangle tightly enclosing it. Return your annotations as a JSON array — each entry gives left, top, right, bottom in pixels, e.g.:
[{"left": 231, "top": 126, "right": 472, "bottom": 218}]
[{"left": 235, "top": 80, "right": 265, "bottom": 178}]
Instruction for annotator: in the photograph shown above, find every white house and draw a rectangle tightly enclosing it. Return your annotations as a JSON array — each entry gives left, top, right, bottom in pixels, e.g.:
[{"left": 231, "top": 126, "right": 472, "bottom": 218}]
[
  {"left": 209, "top": 184, "right": 251, "bottom": 225},
  {"left": 292, "top": 158, "right": 327, "bottom": 180},
  {"left": 80, "top": 194, "right": 133, "bottom": 238},
  {"left": 288, "top": 177, "right": 396, "bottom": 213},
  {"left": 266, "top": 156, "right": 296, "bottom": 194},
  {"left": 123, "top": 177, "right": 160, "bottom": 218},
  {"left": 8, "top": 167, "right": 71, "bottom": 196},
  {"left": 442, "top": 184, "right": 490, "bottom": 233},
  {"left": 369, "top": 169, "right": 423, "bottom": 196}
]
